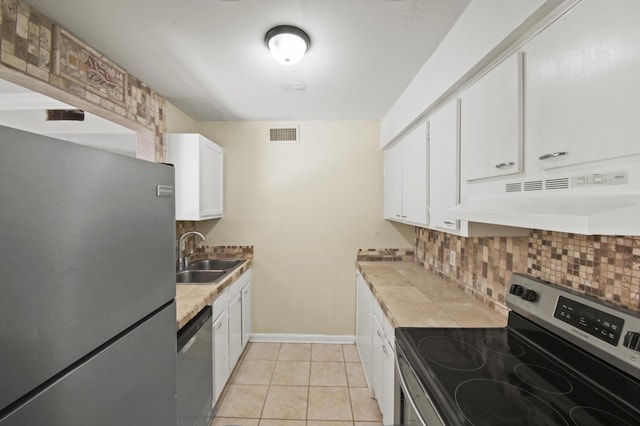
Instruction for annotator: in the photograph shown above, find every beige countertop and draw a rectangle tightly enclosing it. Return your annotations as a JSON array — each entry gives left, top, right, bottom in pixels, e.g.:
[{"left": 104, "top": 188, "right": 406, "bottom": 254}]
[
  {"left": 357, "top": 261, "right": 507, "bottom": 329},
  {"left": 175, "top": 259, "right": 252, "bottom": 330}
]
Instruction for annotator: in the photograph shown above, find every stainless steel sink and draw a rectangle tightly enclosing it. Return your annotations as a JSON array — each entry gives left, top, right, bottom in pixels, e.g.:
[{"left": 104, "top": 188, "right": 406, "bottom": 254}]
[
  {"left": 188, "top": 258, "right": 244, "bottom": 271},
  {"left": 177, "top": 258, "right": 246, "bottom": 284},
  {"left": 175, "top": 270, "right": 227, "bottom": 284}
]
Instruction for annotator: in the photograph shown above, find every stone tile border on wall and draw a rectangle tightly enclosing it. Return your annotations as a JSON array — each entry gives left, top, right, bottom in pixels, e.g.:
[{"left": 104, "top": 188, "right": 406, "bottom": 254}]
[
  {"left": 176, "top": 220, "right": 254, "bottom": 262},
  {"left": 356, "top": 248, "right": 415, "bottom": 262},
  {"left": 0, "top": 0, "right": 166, "bottom": 161},
  {"left": 415, "top": 228, "right": 640, "bottom": 313}
]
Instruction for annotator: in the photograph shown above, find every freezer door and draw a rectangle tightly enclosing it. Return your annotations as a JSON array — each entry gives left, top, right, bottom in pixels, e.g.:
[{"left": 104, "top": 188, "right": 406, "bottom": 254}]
[
  {"left": 0, "top": 126, "right": 176, "bottom": 410},
  {"left": 0, "top": 303, "right": 177, "bottom": 426}
]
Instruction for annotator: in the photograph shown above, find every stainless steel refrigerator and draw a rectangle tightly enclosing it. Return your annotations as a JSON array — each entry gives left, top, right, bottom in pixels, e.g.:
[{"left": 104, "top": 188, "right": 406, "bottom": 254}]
[{"left": 0, "top": 125, "right": 177, "bottom": 425}]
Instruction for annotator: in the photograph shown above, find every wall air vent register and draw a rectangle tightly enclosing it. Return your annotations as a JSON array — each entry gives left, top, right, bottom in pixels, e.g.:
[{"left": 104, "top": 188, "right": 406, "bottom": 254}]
[{"left": 269, "top": 126, "right": 300, "bottom": 144}]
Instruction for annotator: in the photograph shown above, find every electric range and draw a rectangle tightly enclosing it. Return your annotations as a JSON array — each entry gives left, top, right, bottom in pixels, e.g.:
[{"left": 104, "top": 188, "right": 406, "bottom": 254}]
[{"left": 395, "top": 273, "right": 640, "bottom": 426}]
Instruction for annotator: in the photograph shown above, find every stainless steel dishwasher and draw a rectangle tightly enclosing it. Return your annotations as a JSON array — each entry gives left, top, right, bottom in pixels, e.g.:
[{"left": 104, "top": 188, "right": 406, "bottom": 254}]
[{"left": 177, "top": 305, "right": 213, "bottom": 426}]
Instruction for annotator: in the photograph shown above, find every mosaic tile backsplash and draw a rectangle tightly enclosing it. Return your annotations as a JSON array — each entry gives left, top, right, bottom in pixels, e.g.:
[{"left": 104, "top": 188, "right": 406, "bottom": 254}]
[
  {"left": 176, "top": 220, "right": 253, "bottom": 262},
  {"left": 356, "top": 248, "right": 415, "bottom": 262},
  {"left": 415, "top": 228, "right": 640, "bottom": 313}
]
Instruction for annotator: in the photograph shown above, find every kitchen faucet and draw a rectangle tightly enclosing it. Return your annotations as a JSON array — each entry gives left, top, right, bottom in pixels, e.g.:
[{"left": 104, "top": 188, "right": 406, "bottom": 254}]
[{"left": 176, "top": 231, "right": 205, "bottom": 271}]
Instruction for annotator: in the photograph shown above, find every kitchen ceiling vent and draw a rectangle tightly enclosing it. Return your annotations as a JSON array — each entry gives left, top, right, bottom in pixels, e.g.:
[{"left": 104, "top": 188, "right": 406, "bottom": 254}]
[{"left": 269, "top": 126, "right": 299, "bottom": 143}]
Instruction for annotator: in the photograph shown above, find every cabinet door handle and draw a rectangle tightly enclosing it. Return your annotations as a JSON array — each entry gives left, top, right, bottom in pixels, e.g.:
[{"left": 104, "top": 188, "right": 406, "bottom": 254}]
[
  {"left": 382, "top": 344, "right": 388, "bottom": 354},
  {"left": 376, "top": 329, "right": 385, "bottom": 338},
  {"left": 395, "top": 214, "right": 401, "bottom": 218},
  {"left": 538, "top": 151, "right": 569, "bottom": 160},
  {"left": 215, "top": 321, "right": 223, "bottom": 330},
  {"left": 495, "top": 161, "right": 515, "bottom": 169},
  {"left": 444, "top": 221, "right": 456, "bottom": 226}
]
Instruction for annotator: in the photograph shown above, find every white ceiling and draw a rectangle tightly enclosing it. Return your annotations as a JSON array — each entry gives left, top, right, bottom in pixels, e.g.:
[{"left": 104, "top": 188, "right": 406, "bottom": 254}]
[{"left": 26, "top": 0, "right": 470, "bottom": 122}]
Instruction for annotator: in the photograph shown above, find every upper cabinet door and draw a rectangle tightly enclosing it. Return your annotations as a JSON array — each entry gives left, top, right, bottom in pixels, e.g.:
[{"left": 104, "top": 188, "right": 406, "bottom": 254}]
[
  {"left": 460, "top": 53, "right": 523, "bottom": 181},
  {"left": 384, "top": 142, "right": 403, "bottom": 221},
  {"left": 200, "top": 140, "right": 223, "bottom": 218},
  {"left": 401, "top": 122, "right": 429, "bottom": 226},
  {"left": 167, "top": 133, "right": 224, "bottom": 221},
  {"left": 429, "top": 99, "right": 460, "bottom": 232},
  {"left": 525, "top": 0, "right": 640, "bottom": 170}
]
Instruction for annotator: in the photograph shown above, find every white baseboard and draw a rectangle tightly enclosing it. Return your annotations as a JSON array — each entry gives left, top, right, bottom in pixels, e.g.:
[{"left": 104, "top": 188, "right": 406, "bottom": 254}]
[{"left": 249, "top": 333, "right": 356, "bottom": 344}]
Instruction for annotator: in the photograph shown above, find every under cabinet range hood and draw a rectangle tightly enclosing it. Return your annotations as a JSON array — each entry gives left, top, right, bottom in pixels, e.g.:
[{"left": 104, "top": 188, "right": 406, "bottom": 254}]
[
  {"left": 448, "top": 161, "right": 640, "bottom": 235},
  {"left": 448, "top": 193, "right": 640, "bottom": 235}
]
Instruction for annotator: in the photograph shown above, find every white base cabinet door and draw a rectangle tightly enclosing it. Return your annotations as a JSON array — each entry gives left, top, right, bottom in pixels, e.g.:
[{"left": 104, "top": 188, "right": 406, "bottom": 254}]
[
  {"left": 212, "top": 310, "right": 229, "bottom": 402},
  {"left": 228, "top": 293, "right": 243, "bottom": 369},
  {"left": 356, "top": 270, "right": 396, "bottom": 422},
  {"left": 356, "top": 272, "right": 373, "bottom": 392},
  {"left": 241, "top": 281, "right": 252, "bottom": 350}
]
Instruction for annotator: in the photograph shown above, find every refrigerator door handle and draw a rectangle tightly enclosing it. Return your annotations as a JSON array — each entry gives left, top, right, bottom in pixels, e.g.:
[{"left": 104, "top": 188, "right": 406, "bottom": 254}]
[{"left": 156, "top": 185, "right": 174, "bottom": 197}]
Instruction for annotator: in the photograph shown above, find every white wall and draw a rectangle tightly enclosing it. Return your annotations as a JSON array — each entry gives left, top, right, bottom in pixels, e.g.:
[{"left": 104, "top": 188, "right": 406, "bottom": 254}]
[
  {"left": 195, "top": 121, "right": 414, "bottom": 336},
  {"left": 166, "top": 101, "right": 198, "bottom": 133}
]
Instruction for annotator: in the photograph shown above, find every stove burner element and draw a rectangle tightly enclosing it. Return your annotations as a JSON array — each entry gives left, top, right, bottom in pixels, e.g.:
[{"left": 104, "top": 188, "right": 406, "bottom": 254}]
[
  {"left": 482, "top": 335, "right": 526, "bottom": 356},
  {"left": 514, "top": 364, "right": 573, "bottom": 394},
  {"left": 418, "top": 336, "right": 485, "bottom": 371},
  {"left": 570, "top": 406, "right": 634, "bottom": 426},
  {"left": 455, "top": 379, "right": 569, "bottom": 426}
]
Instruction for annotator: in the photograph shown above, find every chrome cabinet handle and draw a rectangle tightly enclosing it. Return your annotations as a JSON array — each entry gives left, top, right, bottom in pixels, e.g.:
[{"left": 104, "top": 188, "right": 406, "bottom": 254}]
[
  {"left": 382, "top": 344, "right": 388, "bottom": 354},
  {"left": 495, "top": 161, "right": 515, "bottom": 169},
  {"left": 539, "top": 151, "right": 569, "bottom": 160},
  {"left": 215, "top": 321, "right": 223, "bottom": 330},
  {"left": 395, "top": 214, "right": 401, "bottom": 218},
  {"left": 376, "top": 329, "right": 385, "bottom": 338},
  {"left": 444, "top": 221, "right": 456, "bottom": 226}
]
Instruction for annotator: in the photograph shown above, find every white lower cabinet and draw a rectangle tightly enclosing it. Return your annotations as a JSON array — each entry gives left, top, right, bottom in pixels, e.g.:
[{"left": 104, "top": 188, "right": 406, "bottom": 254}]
[
  {"left": 228, "top": 292, "right": 243, "bottom": 368},
  {"left": 356, "top": 272, "right": 373, "bottom": 391},
  {"left": 356, "top": 271, "right": 396, "bottom": 423},
  {"left": 212, "top": 291, "right": 230, "bottom": 403},
  {"left": 241, "top": 282, "right": 252, "bottom": 349},
  {"left": 212, "top": 267, "right": 252, "bottom": 405}
]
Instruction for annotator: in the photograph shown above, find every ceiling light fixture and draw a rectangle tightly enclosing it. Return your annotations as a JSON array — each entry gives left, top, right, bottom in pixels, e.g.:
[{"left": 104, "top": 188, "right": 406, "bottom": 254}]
[{"left": 265, "top": 25, "right": 310, "bottom": 66}]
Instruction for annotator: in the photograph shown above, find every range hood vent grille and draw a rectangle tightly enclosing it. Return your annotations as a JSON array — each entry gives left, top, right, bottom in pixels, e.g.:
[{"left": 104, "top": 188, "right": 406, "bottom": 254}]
[
  {"left": 269, "top": 126, "right": 299, "bottom": 143},
  {"left": 523, "top": 180, "right": 543, "bottom": 191},
  {"left": 545, "top": 177, "right": 570, "bottom": 190},
  {"left": 506, "top": 182, "right": 522, "bottom": 192}
]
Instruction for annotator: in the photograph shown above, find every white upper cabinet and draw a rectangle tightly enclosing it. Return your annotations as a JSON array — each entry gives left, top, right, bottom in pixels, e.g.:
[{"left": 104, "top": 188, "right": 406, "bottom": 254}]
[
  {"left": 384, "top": 122, "right": 429, "bottom": 227},
  {"left": 524, "top": 0, "right": 640, "bottom": 170},
  {"left": 383, "top": 142, "right": 403, "bottom": 222},
  {"left": 166, "top": 133, "right": 224, "bottom": 221},
  {"left": 460, "top": 53, "right": 523, "bottom": 181},
  {"left": 429, "top": 99, "right": 460, "bottom": 232}
]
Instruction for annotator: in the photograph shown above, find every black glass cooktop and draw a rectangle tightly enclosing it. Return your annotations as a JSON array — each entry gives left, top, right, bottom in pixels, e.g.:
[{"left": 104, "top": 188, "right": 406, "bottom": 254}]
[{"left": 396, "top": 313, "right": 640, "bottom": 426}]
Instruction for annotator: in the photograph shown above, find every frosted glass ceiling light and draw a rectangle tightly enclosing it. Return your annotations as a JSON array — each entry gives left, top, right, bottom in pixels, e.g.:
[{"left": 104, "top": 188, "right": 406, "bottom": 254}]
[{"left": 265, "top": 25, "right": 310, "bottom": 65}]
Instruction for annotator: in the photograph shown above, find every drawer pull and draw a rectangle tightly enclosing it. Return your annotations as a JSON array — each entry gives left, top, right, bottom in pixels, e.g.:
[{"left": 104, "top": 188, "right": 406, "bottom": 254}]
[
  {"left": 539, "top": 151, "right": 569, "bottom": 160},
  {"left": 495, "top": 161, "right": 515, "bottom": 169},
  {"left": 444, "top": 221, "right": 456, "bottom": 226}
]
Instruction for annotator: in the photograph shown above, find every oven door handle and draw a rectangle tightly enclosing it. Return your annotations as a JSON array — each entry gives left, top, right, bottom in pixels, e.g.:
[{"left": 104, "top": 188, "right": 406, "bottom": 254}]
[{"left": 395, "top": 351, "right": 427, "bottom": 426}]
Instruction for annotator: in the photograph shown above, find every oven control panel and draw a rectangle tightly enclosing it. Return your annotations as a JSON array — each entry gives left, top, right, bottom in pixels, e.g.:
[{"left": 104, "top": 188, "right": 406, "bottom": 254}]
[
  {"left": 507, "top": 273, "right": 640, "bottom": 381},
  {"left": 553, "top": 296, "right": 624, "bottom": 346}
]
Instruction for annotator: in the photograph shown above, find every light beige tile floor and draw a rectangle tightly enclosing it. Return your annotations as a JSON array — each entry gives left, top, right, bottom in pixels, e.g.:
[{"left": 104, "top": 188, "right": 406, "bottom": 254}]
[{"left": 212, "top": 342, "right": 383, "bottom": 426}]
